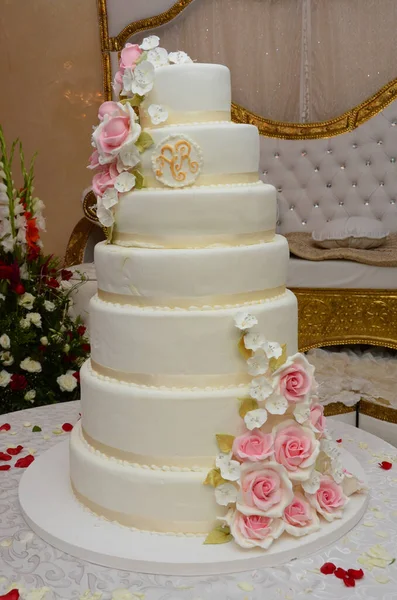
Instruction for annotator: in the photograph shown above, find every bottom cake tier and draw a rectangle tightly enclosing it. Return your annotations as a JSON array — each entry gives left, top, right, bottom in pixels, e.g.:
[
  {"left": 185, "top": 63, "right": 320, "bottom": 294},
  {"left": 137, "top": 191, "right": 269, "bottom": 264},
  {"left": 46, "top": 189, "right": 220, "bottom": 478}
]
[{"left": 70, "top": 420, "right": 223, "bottom": 534}]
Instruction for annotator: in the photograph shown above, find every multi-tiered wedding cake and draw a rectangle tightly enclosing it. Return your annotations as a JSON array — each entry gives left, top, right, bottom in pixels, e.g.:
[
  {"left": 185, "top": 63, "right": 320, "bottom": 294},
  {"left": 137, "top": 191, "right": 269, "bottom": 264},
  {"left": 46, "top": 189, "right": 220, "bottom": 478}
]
[{"left": 70, "top": 37, "right": 364, "bottom": 550}]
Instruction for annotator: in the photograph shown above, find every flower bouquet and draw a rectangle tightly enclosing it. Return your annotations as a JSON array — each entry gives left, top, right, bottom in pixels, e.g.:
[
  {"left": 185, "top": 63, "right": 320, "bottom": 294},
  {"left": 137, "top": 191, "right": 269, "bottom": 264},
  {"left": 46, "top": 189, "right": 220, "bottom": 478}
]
[{"left": 0, "top": 127, "right": 90, "bottom": 414}]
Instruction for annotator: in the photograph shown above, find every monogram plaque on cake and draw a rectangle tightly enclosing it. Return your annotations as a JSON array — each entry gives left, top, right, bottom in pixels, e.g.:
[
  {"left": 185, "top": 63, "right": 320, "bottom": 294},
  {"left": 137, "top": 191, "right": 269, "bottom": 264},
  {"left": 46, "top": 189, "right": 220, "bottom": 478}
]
[{"left": 151, "top": 134, "right": 203, "bottom": 188}]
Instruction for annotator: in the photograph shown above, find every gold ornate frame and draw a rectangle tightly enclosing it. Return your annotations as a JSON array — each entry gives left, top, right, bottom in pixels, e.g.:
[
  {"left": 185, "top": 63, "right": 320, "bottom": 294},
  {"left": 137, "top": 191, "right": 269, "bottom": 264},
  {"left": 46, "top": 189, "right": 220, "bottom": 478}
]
[{"left": 64, "top": 0, "right": 397, "bottom": 425}]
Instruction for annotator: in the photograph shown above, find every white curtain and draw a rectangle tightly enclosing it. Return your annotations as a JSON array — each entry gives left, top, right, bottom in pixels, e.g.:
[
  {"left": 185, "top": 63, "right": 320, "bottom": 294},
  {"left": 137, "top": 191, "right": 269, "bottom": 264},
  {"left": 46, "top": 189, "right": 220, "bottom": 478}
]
[{"left": 109, "top": 0, "right": 397, "bottom": 122}]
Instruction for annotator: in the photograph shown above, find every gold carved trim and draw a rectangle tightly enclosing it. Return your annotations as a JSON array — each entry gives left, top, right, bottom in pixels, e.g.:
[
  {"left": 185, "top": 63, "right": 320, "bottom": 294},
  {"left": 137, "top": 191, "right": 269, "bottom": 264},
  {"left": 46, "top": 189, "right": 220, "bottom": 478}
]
[
  {"left": 324, "top": 402, "right": 356, "bottom": 417},
  {"left": 293, "top": 288, "right": 397, "bottom": 353},
  {"left": 360, "top": 400, "right": 397, "bottom": 425},
  {"left": 64, "top": 218, "right": 95, "bottom": 267}
]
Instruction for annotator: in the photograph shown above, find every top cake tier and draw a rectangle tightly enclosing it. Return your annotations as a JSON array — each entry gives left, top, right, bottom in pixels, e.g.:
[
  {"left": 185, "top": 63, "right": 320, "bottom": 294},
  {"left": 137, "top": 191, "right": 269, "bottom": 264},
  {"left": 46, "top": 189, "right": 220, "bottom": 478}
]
[{"left": 140, "top": 63, "right": 231, "bottom": 127}]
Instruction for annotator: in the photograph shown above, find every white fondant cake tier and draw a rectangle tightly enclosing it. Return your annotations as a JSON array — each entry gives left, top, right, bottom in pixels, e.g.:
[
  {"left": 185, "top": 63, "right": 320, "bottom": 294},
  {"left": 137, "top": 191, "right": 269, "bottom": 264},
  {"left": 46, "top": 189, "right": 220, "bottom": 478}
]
[
  {"left": 70, "top": 421, "right": 223, "bottom": 534},
  {"left": 89, "top": 292, "right": 298, "bottom": 386},
  {"left": 113, "top": 182, "right": 276, "bottom": 248},
  {"left": 139, "top": 123, "right": 260, "bottom": 187},
  {"left": 140, "top": 63, "right": 231, "bottom": 125},
  {"left": 94, "top": 236, "right": 288, "bottom": 307}
]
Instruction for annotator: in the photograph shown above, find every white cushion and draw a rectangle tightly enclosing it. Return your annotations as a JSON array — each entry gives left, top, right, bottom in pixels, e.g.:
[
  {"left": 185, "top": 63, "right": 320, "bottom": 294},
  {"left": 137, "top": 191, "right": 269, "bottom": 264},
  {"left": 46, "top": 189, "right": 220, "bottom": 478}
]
[{"left": 312, "top": 217, "right": 389, "bottom": 249}]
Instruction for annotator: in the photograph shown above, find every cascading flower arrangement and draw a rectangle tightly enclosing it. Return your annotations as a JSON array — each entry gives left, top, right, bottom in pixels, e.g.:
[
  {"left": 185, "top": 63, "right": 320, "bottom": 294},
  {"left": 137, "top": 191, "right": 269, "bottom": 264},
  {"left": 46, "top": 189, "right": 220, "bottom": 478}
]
[{"left": 0, "top": 127, "right": 90, "bottom": 414}]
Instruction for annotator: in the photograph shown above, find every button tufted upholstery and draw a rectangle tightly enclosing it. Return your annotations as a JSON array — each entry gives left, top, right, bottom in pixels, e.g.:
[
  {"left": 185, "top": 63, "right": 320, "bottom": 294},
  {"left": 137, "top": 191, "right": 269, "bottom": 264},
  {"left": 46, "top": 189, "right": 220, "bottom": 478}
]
[{"left": 260, "top": 103, "right": 397, "bottom": 235}]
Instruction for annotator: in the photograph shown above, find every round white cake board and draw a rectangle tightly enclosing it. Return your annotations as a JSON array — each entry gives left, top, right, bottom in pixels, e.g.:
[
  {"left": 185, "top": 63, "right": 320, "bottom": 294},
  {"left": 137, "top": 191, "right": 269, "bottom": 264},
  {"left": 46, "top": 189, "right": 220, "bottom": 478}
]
[{"left": 19, "top": 440, "right": 369, "bottom": 576}]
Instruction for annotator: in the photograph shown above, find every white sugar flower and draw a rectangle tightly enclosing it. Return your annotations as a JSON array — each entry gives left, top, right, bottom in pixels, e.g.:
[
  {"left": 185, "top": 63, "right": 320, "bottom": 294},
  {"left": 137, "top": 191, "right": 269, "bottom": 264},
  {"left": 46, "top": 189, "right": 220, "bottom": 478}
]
[
  {"left": 0, "top": 333, "right": 10, "bottom": 349},
  {"left": 57, "top": 373, "right": 78, "bottom": 392},
  {"left": 262, "top": 340, "right": 282, "bottom": 359},
  {"left": 148, "top": 104, "right": 168, "bottom": 125},
  {"left": 168, "top": 51, "right": 193, "bottom": 64},
  {"left": 247, "top": 350, "right": 269, "bottom": 376},
  {"left": 302, "top": 469, "right": 321, "bottom": 494},
  {"left": 96, "top": 188, "right": 119, "bottom": 227},
  {"left": 249, "top": 376, "right": 273, "bottom": 401},
  {"left": 330, "top": 458, "right": 344, "bottom": 484},
  {"left": 293, "top": 401, "right": 311, "bottom": 424},
  {"left": 320, "top": 438, "right": 341, "bottom": 462},
  {"left": 215, "top": 453, "right": 241, "bottom": 482},
  {"left": 140, "top": 35, "right": 160, "bottom": 51},
  {"left": 24, "top": 390, "right": 36, "bottom": 402},
  {"left": 129, "top": 61, "right": 155, "bottom": 95},
  {"left": 27, "top": 312, "right": 42, "bottom": 328},
  {"left": 44, "top": 300, "right": 55, "bottom": 312},
  {"left": 18, "top": 292, "right": 35, "bottom": 310},
  {"left": 244, "top": 408, "right": 268, "bottom": 430},
  {"left": 147, "top": 47, "right": 169, "bottom": 69},
  {"left": 40, "top": 336, "right": 48, "bottom": 346},
  {"left": 1, "top": 351, "right": 14, "bottom": 366},
  {"left": 215, "top": 483, "right": 238, "bottom": 506},
  {"left": 20, "top": 357, "right": 42, "bottom": 373},
  {"left": 114, "top": 172, "right": 136, "bottom": 193},
  {"left": 117, "top": 143, "right": 141, "bottom": 171},
  {"left": 20, "top": 318, "right": 31, "bottom": 329},
  {"left": 0, "top": 369, "right": 11, "bottom": 387},
  {"left": 265, "top": 393, "right": 289, "bottom": 415},
  {"left": 244, "top": 332, "right": 266, "bottom": 352},
  {"left": 234, "top": 311, "right": 258, "bottom": 331}
]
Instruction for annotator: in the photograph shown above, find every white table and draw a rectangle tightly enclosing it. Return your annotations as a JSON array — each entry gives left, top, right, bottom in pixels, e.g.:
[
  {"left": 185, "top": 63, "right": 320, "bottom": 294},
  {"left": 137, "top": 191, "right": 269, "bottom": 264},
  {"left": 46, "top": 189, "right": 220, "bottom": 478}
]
[{"left": 0, "top": 401, "right": 396, "bottom": 600}]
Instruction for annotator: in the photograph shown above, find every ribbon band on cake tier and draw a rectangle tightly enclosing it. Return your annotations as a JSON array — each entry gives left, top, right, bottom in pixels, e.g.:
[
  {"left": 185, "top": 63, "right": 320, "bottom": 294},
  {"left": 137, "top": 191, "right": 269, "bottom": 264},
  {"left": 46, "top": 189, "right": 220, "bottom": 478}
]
[
  {"left": 97, "top": 285, "right": 285, "bottom": 309},
  {"left": 140, "top": 109, "right": 231, "bottom": 129},
  {"left": 144, "top": 172, "right": 259, "bottom": 188},
  {"left": 82, "top": 428, "right": 212, "bottom": 469},
  {"left": 112, "top": 229, "right": 275, "bottom": 249},
  {"left": 72, "top": 484, "right": 212, "bottom": 534},
  {"left": 90, "top": 359, "right": 252, "bottom": 388}
]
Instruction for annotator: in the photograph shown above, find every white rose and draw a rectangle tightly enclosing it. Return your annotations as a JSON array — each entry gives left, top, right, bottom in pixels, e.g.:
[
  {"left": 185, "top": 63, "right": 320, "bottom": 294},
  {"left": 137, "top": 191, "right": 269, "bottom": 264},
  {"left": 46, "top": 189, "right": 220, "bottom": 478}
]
[
  {"left": 20, "top": 357, "right": 42, "bottom": 373},
  {"left": 40, "top": 336, "right": 48, "bottom": 346},
  {"left": 18, "top": 292, "right": 35, "bottom": 310},
  {"left": 27, "top": 312, "right": 42, "bottom": 328},
  {"left": 1, "top": 351, "right": 14, "bottom": 366},
  {"left": 0, "top": 333, "right": 10, "bottom": 349},
  {"left": 57, "top": 373, "right": 78, "bottom": 392},
  {"left": 20, "top": 317, "right": 31, "bottom": 329},
  {"left": 24, "top": 390, "right": 36, "bottom": 402},
  {"left": 0, "top": 293, "right": 5, "bottom": 301},
  {"left": 44, "top": 300, "right": 55, "bottom": 312},
  {"left": 0, "top": 369, "right": 11, "bottom": 387}
]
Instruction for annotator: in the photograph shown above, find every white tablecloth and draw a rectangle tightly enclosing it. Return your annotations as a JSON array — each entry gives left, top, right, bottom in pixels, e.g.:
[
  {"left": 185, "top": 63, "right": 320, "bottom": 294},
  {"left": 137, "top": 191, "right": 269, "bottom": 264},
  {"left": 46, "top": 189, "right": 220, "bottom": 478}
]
[{"left": 0, "top": 401, "right": 396, "bottom": 600}]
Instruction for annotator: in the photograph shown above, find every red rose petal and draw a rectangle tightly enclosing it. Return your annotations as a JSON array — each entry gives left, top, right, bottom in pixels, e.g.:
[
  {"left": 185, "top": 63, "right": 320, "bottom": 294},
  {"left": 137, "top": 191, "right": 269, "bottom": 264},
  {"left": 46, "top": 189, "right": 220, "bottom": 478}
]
[
  {"left": 0, "top": 590, "right": 20, "bottom": 600},
  {"left": 347, "top": 568, "right": 364, "bottom": 580},
  {"left": 320, "top": 562, "right": 336, "bottom": 575},
  {"left": 379, "top": 461, "right": 393, "bottom": 470},
  {"left": 336, "top": 439, "right": 342, "bottom": 443},
  {"left": 0, "top": 452, "right": 12, "bottom": 461},
  {"left": 62, "top": 423, "right": 73, "bottom": 432},
  {"left": 0, "top": 465, "right": 11, "bottom": 471},
  {"left": 6, "top": 445, "right": 23, "bottom": 456},
  {"left": 343, "top": 575, "right": 356, "bottom": 588},
  {"left": 0, "top": 423, "right": 11, "bottom": 432},
  {"left": 334, "top": 567, "right": 347, "bottom": 579},
  {"left": 14, "top": 455, "right": 35, "bottom": 468}
]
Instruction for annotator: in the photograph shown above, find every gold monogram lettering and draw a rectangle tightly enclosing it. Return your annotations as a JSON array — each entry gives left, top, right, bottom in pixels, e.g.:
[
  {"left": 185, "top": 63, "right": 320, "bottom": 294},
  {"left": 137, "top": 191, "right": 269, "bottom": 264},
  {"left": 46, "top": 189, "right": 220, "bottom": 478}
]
[{"left": 155, "top": 140, "right": 199, "bottom": 182}]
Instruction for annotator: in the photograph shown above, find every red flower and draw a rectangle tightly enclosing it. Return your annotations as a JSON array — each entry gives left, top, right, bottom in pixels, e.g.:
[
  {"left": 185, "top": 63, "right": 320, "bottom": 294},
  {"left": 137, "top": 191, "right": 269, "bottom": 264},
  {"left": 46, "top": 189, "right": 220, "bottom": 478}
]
[
  {"left": 0, "top": 589, "right": 20, "bottom": 600},
  {"left": 72, "top": 371, "right": 80, "bottom": 382},
  {"left": 379, "top": 461, "right": 393, "bottom": 470},
  {"left": 347, "top": 568, "right": 364, "bottom": 580},
  {"left": 10, "top": 374, "right": 28, "bottom": 391},
  {"left": 66, "top": 331, "right": 73, "bottom": 340},
  {"left": 7, "top": 445, "right": 23, "bottom": 456},
  {"left": 320, "top": 562, "right": 336, "bottom": 575},
  {"left": 62, "top": 423, "right": 73, "bottom": 432},
  {"left": 0, "top": 452, "right": 12, "bottom": 461},
  {"left": 0, "top": 465, "right": 11, "bottom": 471},
  {"left": 63, "top": 353, "right": 77, "bottom": 364},
  {"left": 14, "top": 283, "right": 25, "bottom": 295},
  {"left": 47, "top": 277, "right": 60, "bottom": 289},
  {"left": 343, "top": 575, "right": 356, "bottom": 588},
  {"left": 61, "top": 269, "right": 73, "bottom": 281},
  {"left": 39, "top": 344, "right": 47, "bottom": 352},
  {"left": 334, "top": 567, "right": 347, "bottom": 579},
  {"left": 0, "top": 423, "right": 11, "bottom": 431},
  {"left": 14, "top": 455, "right": 35, "bottom": 468},
  {"left": 336, "top": 439, "right": 342, "bottom": 443},
  {"left": 0, "top": 260, "right": 21, "bottom": 291},
  {"left": 27, "top": 244, "right": 40, "bottom": 262},
  {"left": 77, "top": 325, "right": 86, "bottom": 336},
  {"left": 82, "top": 343, "right": 90, "bottom": 353}
]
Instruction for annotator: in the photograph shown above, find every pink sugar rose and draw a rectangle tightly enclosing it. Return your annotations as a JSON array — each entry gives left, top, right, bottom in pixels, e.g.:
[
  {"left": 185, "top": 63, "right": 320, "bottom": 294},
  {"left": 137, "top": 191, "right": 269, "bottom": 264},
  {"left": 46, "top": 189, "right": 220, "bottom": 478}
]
[
  {"left": 98, "top": 101, "right": 120, "bottom": 121},
  {"left": 310, "top": 403, "right": 326, "bottom": 436},
  {"left": 274, "top": 353, "right": 315, "bottom": 404},
  {"left": 237, "top": 461, "right": 293, "bottom": 518},
  {"left": 283, "top": 493, "right": 320, "bottom": 537},
  {"left": 92, "top": 102, "right": 141, "bottom": 164},
  {"left": 225, "top": 509, "right": 285, "bottom": 549},
  {"left": 232, "top": 429, "right": 274, "bottom": 462},
  {"left": 88, "top": 150, "right": 100, "bottom": 170},
  {"left": 306, "top": 475, "right": 348, "bottom": 521},
  {"left": 273, "top": 420, "right": 320, "bottom": 481},
  {"left": 92, "top": 162, "right": 118, "bottom": 197},
  {"left": 120, "top": 43, "right": 143, "bottom": 73}
]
